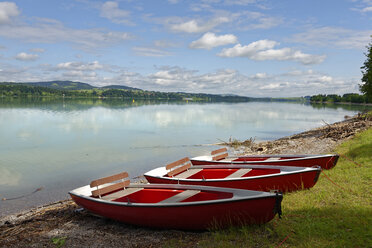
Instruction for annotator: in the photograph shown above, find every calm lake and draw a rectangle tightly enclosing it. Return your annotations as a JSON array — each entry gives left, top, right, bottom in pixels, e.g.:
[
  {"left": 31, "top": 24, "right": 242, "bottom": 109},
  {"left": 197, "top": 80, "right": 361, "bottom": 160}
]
[{"left": 0, "top": 98, "right": 371, "bottom": 216}]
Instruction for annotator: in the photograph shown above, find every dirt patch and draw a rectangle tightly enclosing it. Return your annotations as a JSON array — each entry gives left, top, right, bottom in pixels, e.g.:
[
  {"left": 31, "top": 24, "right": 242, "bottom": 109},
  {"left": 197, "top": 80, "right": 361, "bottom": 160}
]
[{"left": 1, "top": 114, "right": 371, "bottom": 248}]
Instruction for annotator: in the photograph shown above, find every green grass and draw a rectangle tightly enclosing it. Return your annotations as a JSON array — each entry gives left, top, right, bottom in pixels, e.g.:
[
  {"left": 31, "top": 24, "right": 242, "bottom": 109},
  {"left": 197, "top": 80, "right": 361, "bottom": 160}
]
[
  {"left": 164, "top": 127, "right": 372, "bottom": 248},
  {"left": 51, "top": 236, "right": 67, "bottom": 248}
]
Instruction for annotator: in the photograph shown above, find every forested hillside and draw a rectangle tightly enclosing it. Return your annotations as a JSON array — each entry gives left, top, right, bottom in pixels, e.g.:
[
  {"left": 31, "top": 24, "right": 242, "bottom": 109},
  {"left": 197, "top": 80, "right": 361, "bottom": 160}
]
[{"left": 0, "top": 82, "right": 252, "bottom": 102}]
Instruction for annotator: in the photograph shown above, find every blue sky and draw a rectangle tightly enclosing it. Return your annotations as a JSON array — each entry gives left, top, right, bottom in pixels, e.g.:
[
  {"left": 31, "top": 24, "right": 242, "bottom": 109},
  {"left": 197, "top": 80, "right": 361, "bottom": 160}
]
[{"left": 0, "top": 0, "right": 371, "bottom": 97}]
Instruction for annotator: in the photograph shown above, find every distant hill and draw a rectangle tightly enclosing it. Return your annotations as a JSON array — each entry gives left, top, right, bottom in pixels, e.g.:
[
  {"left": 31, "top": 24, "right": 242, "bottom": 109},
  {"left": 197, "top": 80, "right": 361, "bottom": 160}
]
[
  {"left": 101, "top": 85, "right": 140, "bottom": 90},
  {"left": 23, "top": 81, "right": 94, "bottom": 90},
  {"left": 18, "top": 81, "right": 140, "bottom": 91},
  {"left": 0, "top": 81, "right": 255, "bottom": 102}
]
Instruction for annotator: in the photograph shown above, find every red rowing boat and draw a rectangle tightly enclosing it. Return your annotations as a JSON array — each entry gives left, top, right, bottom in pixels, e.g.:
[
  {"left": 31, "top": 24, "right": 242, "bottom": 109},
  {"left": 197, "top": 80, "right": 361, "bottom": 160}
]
[
  {"left": 145, "top": 157, "right": 321, "bottom": 193},
  {"left": 69, "top": 171, "right": 282, "bottom": 230},
  {"left": 191, "top": 148, "right": 339, "bottom": 170}
]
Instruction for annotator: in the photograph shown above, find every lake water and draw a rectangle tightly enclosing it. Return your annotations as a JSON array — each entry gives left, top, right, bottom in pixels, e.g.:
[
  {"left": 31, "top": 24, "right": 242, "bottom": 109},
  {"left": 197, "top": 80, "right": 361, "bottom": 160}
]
[{"left": 0, "top": 98, "right": 370, "bottom": 216}]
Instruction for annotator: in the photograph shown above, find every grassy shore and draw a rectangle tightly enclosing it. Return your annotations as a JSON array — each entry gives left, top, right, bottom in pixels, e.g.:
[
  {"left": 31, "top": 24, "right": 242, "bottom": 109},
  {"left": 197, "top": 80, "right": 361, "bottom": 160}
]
[{"left": 167, "top": 127, "right": 372, "bottom": 248}]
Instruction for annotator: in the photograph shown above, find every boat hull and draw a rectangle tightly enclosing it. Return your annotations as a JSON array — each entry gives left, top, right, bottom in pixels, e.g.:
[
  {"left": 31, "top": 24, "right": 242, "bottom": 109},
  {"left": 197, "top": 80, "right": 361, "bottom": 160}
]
[
  {"left": 70, "top": 194, "right": 279, "bottom": 230},
  {"left": 145, "top": 167, "right": 320, "bottom": 193},
  {"left": 191, "top": 154, "right": 339, "bottom": 170},
  {"left": 69, "top": 184, "right": 281, "bottom": 230}
]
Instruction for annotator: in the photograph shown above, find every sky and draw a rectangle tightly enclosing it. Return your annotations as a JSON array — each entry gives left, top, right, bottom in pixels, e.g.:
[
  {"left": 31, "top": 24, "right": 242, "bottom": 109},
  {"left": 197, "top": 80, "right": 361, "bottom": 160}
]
[{"left": 0, "top": 0, "right": 371, "bottom": 97}]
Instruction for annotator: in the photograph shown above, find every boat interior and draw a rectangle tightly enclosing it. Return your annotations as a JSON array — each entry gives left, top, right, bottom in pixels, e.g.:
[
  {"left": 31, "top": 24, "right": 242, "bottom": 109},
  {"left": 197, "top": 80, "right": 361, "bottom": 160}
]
[
  {"left": 165, "top": 157, "right": 281, "bottom": 180},
  {"left": 88, "top": 171, "right": 233, "bottom": 204},
  {"left": 233, "top": 156, "right": 302, "bottom": 162},
  {"left": 210, "top": 148, "right": 301, "bottom": 162}
]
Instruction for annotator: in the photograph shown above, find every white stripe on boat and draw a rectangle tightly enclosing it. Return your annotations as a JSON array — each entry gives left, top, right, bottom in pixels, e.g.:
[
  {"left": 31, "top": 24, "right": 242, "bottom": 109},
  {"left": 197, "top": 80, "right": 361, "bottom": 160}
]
[{"left": 265, "top": 157, "right": 281, "bottom": 161}]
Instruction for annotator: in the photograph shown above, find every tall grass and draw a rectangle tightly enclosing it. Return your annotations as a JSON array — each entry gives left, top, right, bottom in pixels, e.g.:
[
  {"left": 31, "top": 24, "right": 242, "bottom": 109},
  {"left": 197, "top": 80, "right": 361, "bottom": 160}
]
[{"left": 165, "top": 127, "right": 372, "bottom": 248}]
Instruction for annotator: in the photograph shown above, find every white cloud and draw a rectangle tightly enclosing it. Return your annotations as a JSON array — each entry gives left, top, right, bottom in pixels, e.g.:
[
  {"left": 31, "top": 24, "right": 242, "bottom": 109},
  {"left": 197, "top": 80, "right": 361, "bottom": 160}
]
[
  {"left": 361, "top": 6, "right": 372, "bottom": 11},
  {"left": 259, "top": 83, "right": 284, "bottom": 90},
  {"left": 218, "top": 40, "right": 278, "bottom": 57},
  {"left": 100, "top": 1, "right": 132, "bottom": 25},
  {"left": 250, "top": 72, "right": 268, "bottom": 79},
  {"left": 318, "top": 75, "right": 333, "bottom": 83},
  {"left": 248, "top": 16, "right": 282, "bottom": 29},
  {"left": 196, "top": 0, "right": 259, "bottom": 6},
  {"left": 133, "top": 47, "right": 172, "bottom": 57},
  {"left": 170, "top": 17, "right": 229, "bottom": 33},
  {"left": 189, "top": 3, "right": 215, "bottom": 12},
  {"left": 0, "top": 18, "right": 133, "bottom": 50},
  {"left": 224, "top": 0, "right": 257, "bottom": 5},
  {"left": 0, "top": 2, "right": 20, "bottom": 24},
  {"left": 153, "top": 40, "right": 178, "bottom": 48},
  {"left": 198, "top": 69, "right": 240, "bottom": 87},
  {"left": 151, "top": 71, "right": 177, "bottom": 86},
  {"left": 15, "top": 52, "right": 39, "bottom": 61},
  {"left": 29, "top": 48, "right": 45, "bottom": 53},
  {"left": 253, "top": 48, "right": 326, "bottom": 65},
  {"left": 197, "top": 10, "right": 282, "bottom": 30},
  {"left": 145, "top": 67, "right": 355, "bottom": 97},
  {"left": 132, "top": 40, "right": 176, "bottom": 57},
  {"left": 351, "top": 0, "right": 372, "bottom": 12},
  {"left": 218, "top": 40, "right": 326, "bottom": 65},
  {"left": 189, "top": 32, "right": 238, "bottom": 50},
  {"left": 291, "top": 27, "right": 372, "bottom": 49},
  {"left": 148, "top": 67, "right": 248, "bottom": 93},
  {"left": 149, "top": 67, "right": 197, "bottom": 87},
  {"left": 252, "top": 71, "right": 358, "bottom": 96},
  {"left": 62, "top": 70, "right": 97, "bottom": 79},
  {"left": 231, "top": 11, "right": 283, "bottom": 30},
  {"left": 56, "top": 61, "right": 104, "bottom": 71},
  {"left": 157, "top": 9, "right": 280, "bottom": 35}
]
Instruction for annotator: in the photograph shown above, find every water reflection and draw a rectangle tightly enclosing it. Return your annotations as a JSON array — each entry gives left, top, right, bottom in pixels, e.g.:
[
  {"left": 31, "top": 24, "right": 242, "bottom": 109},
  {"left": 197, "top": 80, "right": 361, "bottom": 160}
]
[
  {"left": 310, "top": 102, "right": 372, "bottom": 112},
  {"left": 0, "top": 98, "right": 370, "bottom": 216},
  {"left": 2, "top": 97, "right": 371, "bottom": 112},
  {"left": 0, "top": 168, "right": 21, "bottom": 186},
  {"left": 0, "top": 97, "right": 192, "bottom": 112}
]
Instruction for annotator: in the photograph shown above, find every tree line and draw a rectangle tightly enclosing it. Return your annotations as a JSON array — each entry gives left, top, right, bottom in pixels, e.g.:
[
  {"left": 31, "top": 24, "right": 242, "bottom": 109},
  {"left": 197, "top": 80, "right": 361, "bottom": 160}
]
[
  {"left": 0, "top": 83, "right": 252, "bottom": 102},
  {"left": 310, "top": 93, "right": 369, "bottom": 104}
]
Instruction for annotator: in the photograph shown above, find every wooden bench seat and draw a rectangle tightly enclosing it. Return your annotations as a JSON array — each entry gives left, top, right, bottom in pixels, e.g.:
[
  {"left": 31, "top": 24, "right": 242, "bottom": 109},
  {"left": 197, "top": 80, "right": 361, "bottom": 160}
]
[
  {"left": 166, "top": 157, "right": 192, "bottom": 177},
  {"left": 225, "top": 169, "right": 252, "bottom": 179},
  {"left": 101, "top": 187, "right": 144, "bottom": 201},
  {"left": 90, "top": 171, "right": 131, "bottom": 199},
  {"left": 160, "top": 190, "right": 201, "bottom": 203},
  {"left": 175, "top": 168, "right": 203, "bottom": 179},
  {"left": 211, "top": 148, "right": 228, "bottom": 161}
]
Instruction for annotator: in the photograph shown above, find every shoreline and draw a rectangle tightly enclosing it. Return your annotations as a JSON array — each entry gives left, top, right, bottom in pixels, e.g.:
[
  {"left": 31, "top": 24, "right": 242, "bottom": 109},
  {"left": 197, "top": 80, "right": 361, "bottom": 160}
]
[
  {"left": 2, "top": 96, "right": 372, "bottom": 106},
  {"left": 1, "top": 114, "right": 371, "bottom": 247},
  {"left": 309, "top": 100, "right": 372, "bottom": 106}
]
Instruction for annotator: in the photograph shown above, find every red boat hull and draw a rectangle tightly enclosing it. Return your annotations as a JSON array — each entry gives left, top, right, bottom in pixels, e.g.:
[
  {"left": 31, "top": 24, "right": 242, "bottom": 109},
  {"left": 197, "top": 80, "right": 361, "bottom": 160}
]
[
  {"left": 191, "top": 155, "right": 339, "bottom": 170},
  {"left": 70, "top": 193, "right": 279, "bottom": 230},
  {"left": 145, "top": 169, "right": 320, "bottom": 193}
]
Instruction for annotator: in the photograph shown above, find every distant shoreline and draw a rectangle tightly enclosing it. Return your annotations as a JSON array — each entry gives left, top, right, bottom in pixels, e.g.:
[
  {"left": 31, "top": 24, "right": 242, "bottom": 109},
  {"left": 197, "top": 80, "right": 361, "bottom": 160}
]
[
  {"left": 1, "top": 81, "right": 371, "bottom": 105},
  {"left": 310, "top": 100, "right": 372, "bottom": 106}
]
